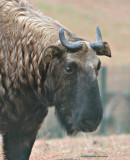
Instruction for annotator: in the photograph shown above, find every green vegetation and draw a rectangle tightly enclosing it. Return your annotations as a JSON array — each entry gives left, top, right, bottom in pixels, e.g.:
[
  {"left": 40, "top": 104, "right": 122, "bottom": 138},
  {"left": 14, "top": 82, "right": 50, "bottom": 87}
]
[
  {"left": 37, "top": 2, "right": 78, "bottom": 15},
  {"left": 36, "top": 2, "right": 89, "bottom": 28}
]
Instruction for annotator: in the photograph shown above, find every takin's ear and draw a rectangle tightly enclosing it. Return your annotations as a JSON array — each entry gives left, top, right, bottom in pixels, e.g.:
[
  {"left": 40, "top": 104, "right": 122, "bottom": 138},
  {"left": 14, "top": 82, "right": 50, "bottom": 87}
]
[
  {"left": 96, "top": 42, "right": 111, "bottom": 57},
  {"left": 43, "top": 45, "right": 62, "bottom": 63}
]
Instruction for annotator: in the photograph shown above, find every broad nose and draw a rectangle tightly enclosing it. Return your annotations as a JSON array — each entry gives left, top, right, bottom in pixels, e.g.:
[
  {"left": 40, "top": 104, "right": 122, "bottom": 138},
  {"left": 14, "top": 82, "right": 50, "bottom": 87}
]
[
  {"left": 74, "top": 110, "right": 103, "bottom": 132},
  {"left": 81, "top": 115, "right": 103, "bottom": 132}
]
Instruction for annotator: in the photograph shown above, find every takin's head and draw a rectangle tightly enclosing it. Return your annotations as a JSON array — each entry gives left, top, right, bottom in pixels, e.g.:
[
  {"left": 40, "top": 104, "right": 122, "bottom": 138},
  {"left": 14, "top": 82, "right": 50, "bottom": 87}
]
[{"left": 44, "top": 26, "right": 111, "bottom": 135}]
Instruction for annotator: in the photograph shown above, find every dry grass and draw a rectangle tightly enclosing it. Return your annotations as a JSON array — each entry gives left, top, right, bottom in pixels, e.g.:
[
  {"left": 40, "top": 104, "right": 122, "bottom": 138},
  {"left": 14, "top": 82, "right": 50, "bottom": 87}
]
[
  {"left": 0, "top": 134, "right": 130, "bottom": 159},
  {"left": 32, "top": 134, "right": 129, "bottom": 160}
]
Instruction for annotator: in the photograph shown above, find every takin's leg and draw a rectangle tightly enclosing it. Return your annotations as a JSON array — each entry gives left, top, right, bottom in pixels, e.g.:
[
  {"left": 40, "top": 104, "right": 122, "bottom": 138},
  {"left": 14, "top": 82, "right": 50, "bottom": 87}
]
[
  {"left": 3, "top": 131, "right": 37, "bottom": 160},
  {"left": 2, "top": 106, "right": 48, "bottom": 160}
]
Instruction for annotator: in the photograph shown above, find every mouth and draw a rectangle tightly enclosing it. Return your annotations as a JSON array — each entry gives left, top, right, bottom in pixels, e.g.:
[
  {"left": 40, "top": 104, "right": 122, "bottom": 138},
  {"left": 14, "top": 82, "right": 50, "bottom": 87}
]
[{"left": 74, "top": 120, "right": 100, "bottom": 133}]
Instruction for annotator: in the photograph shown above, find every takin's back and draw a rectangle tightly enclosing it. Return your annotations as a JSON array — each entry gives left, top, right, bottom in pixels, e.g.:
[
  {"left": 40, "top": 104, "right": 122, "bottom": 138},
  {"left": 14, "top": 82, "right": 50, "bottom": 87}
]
[{"left": 0, "top": 0, "right": 63, "bottom": 91}]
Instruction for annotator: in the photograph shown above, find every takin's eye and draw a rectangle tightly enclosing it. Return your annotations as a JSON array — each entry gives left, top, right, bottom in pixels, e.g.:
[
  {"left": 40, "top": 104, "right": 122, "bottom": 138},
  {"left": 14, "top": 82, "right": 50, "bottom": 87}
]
[{"left": 64, "top": 62, "right": 77, "bottom": 75}]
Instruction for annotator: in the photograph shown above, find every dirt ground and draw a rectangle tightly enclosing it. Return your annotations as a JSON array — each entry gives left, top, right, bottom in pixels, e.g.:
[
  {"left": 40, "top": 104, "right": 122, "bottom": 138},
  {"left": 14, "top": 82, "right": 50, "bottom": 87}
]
[
  {"left": 0, "top": 134, "right": 129, "bottom": 160},
  {"left": 30, "top": 134, "right": 130, "bottom": 160}
]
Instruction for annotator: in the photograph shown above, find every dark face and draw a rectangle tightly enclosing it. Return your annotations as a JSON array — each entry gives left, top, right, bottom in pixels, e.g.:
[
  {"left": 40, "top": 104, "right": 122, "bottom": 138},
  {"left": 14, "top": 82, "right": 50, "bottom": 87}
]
[{"left": 44, "top": 44, "right": 103, "bottom": 135}]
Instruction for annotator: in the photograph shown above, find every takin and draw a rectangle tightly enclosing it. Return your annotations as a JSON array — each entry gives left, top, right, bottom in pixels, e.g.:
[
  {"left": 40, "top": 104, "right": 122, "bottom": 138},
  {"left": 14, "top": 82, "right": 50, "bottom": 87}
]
[{"left": 0, "top": 0, "right": 111, "bottom": 159}]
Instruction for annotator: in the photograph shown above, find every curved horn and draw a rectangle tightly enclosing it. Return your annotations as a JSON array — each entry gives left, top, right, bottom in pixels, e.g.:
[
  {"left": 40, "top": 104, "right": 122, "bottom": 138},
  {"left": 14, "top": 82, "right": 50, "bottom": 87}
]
[
  {"left": 89, "top": 26, "right": 103, "bottom": 50},
  {"left": 59, "top": 27, "right": 82, "bottom": 51}
]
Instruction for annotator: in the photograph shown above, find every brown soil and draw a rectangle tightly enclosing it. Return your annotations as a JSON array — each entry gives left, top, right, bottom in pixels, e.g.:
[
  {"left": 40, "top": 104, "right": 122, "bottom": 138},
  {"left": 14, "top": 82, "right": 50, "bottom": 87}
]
[
  {"left": 30, "top": 134, "right": 130, "bottom": 160},
  {"left": 1, "top": 134, "right": 130, "bottom": 160}
]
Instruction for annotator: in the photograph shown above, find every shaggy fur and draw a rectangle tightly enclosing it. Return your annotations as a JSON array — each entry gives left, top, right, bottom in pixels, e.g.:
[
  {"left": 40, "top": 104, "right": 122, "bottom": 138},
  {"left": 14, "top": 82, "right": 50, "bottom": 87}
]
[
  {"left": 0, "top": 0, "right": 111, "bottom": 160},
  {"left": 0, "top": 1, "right": 62, "bottom": 159}
]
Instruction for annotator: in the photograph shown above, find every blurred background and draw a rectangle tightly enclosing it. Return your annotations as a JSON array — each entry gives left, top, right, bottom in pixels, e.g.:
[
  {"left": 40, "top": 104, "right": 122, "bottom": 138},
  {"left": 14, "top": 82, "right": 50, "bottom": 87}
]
[{"left": 29, "top": 0, "right": 130, "bottom": 139}]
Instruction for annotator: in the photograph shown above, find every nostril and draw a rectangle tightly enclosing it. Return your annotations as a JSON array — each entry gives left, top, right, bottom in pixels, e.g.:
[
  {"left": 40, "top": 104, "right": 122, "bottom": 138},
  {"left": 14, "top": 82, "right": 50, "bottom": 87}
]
[
  {"left": 74, "top": 116, "right": 102, "bottom": 133},
  {"left": 82, "top": 116, "right": 102, "bottom": 126},
  {"left": 96, "top": 116, "right": 102, "bottom": 123},
  {"left": 97, "top": 116, "right": 102, "bottom": 122},
  {"left": 97, "top": 117, "right": 100, "bottom": 123},
  {"left": 81, "top": 119, "right": 95, "bottom": 131}
]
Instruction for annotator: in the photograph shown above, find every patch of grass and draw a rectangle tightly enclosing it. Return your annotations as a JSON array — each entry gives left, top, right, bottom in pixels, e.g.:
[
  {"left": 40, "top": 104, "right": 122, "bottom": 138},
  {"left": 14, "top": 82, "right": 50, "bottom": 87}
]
[
  {"left": 57, "top": 5, "right": 76, "bottom": 14},
  {"left": 37, "top": 2, "right": 78, "bottom": 15},
  {"left": 100, "top": 144, "right": 105, "bottom": 151},
  {"left": 36, "top": 2, "right": 85, "bottom": 27},
  {"left": 37, "top": 3, "right": 52, "bottom": 12}
]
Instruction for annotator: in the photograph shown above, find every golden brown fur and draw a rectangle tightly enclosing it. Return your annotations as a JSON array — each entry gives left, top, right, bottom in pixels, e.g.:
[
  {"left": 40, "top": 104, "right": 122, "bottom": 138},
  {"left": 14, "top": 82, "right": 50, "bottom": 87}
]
[{"left": 0, "top": 0, "right": 62, "bottom": 94}]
